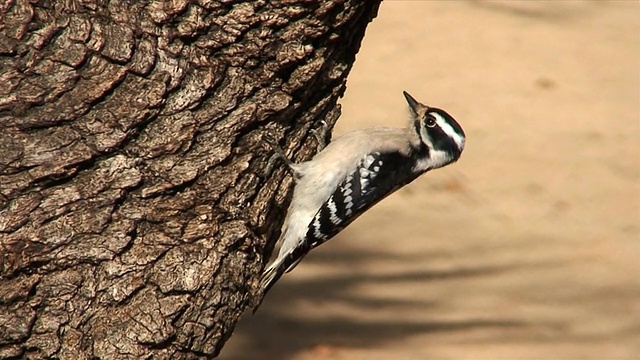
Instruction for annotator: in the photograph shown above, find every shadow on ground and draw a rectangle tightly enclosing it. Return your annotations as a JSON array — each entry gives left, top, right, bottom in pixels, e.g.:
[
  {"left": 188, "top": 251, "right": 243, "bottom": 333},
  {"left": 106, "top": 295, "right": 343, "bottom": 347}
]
[{"left": 221, "top": 245, "right": 527, "bottom": 359}]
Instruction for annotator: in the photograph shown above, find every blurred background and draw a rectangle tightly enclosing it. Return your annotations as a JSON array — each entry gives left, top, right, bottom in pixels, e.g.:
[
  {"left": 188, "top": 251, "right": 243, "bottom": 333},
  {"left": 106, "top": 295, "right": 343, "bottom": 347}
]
[{"left": 224, "top": 1, "right": 639, "bottom": 359}]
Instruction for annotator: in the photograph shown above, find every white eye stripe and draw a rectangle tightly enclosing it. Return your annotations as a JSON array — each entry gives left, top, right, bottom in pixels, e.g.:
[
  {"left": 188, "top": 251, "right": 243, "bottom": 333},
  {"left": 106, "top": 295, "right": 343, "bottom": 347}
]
[{"left": 431, "top": 112, "right": 465, "bottom": 150}]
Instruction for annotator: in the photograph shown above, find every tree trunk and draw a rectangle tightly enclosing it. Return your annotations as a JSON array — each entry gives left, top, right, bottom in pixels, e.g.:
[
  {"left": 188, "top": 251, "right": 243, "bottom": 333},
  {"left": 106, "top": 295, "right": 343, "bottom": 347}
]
[{"left": 0, "top": 1, "right": 381, "bottom": 358}]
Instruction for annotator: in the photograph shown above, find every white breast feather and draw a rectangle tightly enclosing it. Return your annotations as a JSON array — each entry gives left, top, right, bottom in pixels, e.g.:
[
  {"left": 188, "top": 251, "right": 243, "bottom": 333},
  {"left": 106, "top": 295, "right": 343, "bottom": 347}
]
[{"left": 274, "top": 128, "right": 416, "bottom": 259}]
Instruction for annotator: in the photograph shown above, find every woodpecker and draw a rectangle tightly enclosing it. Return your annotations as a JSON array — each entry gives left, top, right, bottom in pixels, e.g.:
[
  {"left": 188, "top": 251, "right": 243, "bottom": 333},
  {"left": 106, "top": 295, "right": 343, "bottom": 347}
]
[{"left": 260, "top": 91, "right": 465, "bottom": 297}]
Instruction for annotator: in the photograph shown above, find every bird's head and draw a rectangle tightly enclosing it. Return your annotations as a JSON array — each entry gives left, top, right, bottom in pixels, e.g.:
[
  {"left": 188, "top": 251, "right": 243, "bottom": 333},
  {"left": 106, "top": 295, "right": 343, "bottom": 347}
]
[{"left": 403, "top": 91, "right": 466, "bottom": 170}]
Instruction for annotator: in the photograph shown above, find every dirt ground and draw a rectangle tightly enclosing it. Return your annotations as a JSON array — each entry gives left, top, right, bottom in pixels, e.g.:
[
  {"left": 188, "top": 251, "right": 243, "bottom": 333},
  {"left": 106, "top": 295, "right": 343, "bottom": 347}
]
[{"left": 223, "top": 1, "right": 639, "bottom": 359}]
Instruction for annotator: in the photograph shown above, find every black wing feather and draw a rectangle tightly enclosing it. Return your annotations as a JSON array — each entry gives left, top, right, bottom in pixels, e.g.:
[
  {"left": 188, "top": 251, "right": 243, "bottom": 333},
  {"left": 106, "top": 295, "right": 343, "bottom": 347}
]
[{"left": 305, "top": 151, "right": 423, "bottom": 249}]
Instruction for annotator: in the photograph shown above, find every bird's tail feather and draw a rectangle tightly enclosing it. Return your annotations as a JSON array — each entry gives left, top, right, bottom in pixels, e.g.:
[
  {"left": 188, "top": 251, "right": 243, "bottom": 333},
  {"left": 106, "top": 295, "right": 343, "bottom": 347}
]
[
  {"left": 252, "top": 260, "right": 286, "bottom": 313},
  {"left": 260, "top": 260, "right": 286, "bottom": 295},
  {"left": 253, "top": 247, "right": 309, "bottom": 313}
]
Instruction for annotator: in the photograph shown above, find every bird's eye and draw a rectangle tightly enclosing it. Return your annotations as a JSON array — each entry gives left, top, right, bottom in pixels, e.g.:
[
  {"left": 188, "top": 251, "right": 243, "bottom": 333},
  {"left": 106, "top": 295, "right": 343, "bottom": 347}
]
[{"left": 425, "top": 115, "right": 437, "bottom": 128}]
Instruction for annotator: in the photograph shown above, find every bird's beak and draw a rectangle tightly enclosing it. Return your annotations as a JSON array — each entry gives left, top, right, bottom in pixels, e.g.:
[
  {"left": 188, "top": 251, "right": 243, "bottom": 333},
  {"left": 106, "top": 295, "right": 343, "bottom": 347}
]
[{"left": 403, "top": 91, "right": 427, "bottom": 115}]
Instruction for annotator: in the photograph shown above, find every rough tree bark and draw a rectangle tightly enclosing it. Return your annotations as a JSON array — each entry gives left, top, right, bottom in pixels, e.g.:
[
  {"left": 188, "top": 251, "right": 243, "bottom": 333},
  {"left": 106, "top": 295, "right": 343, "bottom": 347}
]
[{"left": 0, "top": 0, "right": 381, "bottom": 358}]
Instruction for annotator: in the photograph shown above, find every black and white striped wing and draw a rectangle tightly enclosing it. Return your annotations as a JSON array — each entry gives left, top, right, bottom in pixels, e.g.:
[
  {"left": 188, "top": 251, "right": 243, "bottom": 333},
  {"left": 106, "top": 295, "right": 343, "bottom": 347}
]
[{"left": 305, "top": 151, "right": 421, "bottom": 248}]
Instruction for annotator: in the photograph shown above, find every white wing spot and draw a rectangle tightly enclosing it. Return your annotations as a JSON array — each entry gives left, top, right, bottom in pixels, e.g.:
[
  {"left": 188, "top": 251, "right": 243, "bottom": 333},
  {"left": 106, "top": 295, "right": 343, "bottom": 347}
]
[
  {"left": 312, "top": 218, "right": 326, "bottom": 240},
  {"left": 345, "top": 174, "right": 353, "bottom": 185},
  {"left": 373, "top": 166, "right": 380, "bottom": 172},
  {"left": 345, "top": 194, "right": 354, "bottom": 211},
  {"left": 359, "top": 168, "right": 370, "bottom": 178},
  {"left": 327, "top": 198, "right": 341, "bottom": 225},
  {"left": 364, "top": 155, "right": 375, "bottom": 167}
]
